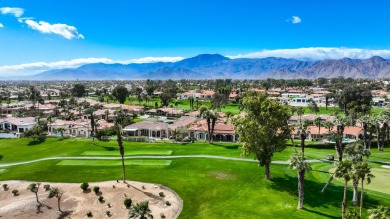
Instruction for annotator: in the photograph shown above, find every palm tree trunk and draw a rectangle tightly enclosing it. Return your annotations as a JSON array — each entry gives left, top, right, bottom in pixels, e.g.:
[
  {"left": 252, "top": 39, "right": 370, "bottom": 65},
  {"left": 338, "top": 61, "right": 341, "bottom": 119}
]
[
  {"left": 300, "top": 134, "right": 305, "bottom": 156},
  {"left": 342, "top": 181, "right": 347, "bottom": 219},
  {"left": 117, "top": 125, "right": 126, "bottom": 183},
  {"left": 35, "top": 192, "right": 40, "bottom": 205},
  {"left": 321, "top": 172, "right": 335, "bottom": 193},
  {"left": 360, "top": 178, "right": 364, "bottom": 219},
  {"left": 352, "top": 180, "right": 359, "bottom": 206},
  {"left": 297, "top": 169, "right": 305, "bottom": 209},
  {"left": 264, "top": 162, "right": 271, "bottom": 180}
]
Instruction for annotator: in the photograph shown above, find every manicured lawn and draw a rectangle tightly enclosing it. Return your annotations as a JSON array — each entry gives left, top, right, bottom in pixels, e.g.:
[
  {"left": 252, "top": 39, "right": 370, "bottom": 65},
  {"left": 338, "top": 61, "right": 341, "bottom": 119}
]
[
  {"left": 57, "top": 159, "right": 172, "bottom": 166},
  {"left": 81, "top": 150, "right": 173, "bottom": 156},
  {"left": 329, "top": 167, "right": 390, "bottom": 195},
  {"left": 0, "top": 138, "right": 389, "bottom": 218}
]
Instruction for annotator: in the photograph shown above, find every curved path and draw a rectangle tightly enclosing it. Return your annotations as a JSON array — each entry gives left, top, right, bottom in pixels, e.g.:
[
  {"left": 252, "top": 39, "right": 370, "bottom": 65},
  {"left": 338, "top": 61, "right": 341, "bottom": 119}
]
[{"left": 0, "top": 155, "right": 330, "bottom": 168}]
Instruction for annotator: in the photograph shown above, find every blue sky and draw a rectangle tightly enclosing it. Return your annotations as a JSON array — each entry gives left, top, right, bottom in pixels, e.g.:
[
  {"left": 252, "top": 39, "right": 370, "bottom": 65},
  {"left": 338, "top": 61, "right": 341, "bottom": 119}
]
[{"left": 2, "top": 0, "right": 390, "bottom": 75}]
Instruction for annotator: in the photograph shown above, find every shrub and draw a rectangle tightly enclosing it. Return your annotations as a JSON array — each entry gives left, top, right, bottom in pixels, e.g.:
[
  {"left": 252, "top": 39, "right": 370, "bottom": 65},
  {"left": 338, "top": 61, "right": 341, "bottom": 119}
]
[
  {"left": 106, "top": 211, "right": 111, "bottom": 216},
  {"left": 123, "top": 197, "right": 132, "bottom": 207},
  {"left": 93, "top": 186, "right": 100, "bottom": 194},
  {"left": 98, "top": 196, "right": 104, "bottom": 203},
  {"left": 86, "top": 211, "right": 93, "bottom": 217},
  {"left": 166, "top": 201, "right": 171, "bottom": 206},
  {"left": 12, "top": 189, "right": 19, "bottom": 196},
  {"left": 159, "top": 192, "right": 165, "bottom": 197},
  {"left": 80, "top": 182, "right": 89, "bottom": 191},
  {"left": 142, "top": 185, "right": 146, "bottom": 190},
  {"left": 2, "top": 184, "right": 8, "bottom": 190},
  {"left": 160, "top": 213, "right": 166, "bottom": 218},
  {"left": 107, "top": 203, "right": 111, "bottom": 208},
  {"left": 43, "top": 184, "right": 50, "bottom": 191}
]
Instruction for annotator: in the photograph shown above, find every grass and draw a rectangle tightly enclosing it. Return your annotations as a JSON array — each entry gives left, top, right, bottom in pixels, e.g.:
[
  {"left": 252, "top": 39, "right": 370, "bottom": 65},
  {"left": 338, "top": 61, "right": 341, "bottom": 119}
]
[
  {"left": 57, "top": 159, "right": 172, "bottom": 166},
  {"left": 329, "top": 167, "right": 390, "bottom": 195},
  {"left": 0, "top": 138, "right": 389, "bottom": 218},
  {"left": 0, "top": 169, "right": 6, "bottom": 174},
  {"left": 81, "top": 150, "right": 173, "bottom": 156}
]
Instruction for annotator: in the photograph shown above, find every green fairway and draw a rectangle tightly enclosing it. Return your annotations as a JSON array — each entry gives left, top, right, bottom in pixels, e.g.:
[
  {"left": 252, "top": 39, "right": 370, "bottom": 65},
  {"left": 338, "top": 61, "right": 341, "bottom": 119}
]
[
  {"left": 0, "top": 169, "right": 6, "bottom": 174},
  {"left": 0, "top": 138, "right": 389, "bottom": 218},
  {"left": 57, "top": 159, "right": 172, "bottom": 166},
  {"left": 330, "top": 167, "right": 390, "bottom": 195},
  {"left": 81, "top": 150, "right": 173, "bottom": 156}
]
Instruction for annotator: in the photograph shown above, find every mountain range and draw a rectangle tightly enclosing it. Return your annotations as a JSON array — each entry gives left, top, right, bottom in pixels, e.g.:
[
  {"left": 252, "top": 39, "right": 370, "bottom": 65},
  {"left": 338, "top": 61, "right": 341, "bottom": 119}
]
[{"left": 4, "top": 54, "right": 390, "bottom": 80}]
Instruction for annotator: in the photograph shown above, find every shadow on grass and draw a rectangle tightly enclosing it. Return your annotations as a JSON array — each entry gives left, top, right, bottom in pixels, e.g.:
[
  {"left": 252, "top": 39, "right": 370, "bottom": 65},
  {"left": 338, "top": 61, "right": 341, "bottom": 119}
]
[
  {"left": 0, "top": 155, "right": 3, "bottom": 160},
  {"left": 369, "top": 155, "right": 390, "bottom": 161},
  {"left": 28, "top": 138, "right": 46, "bottom": 146},
  {"left": 268, "top": 174, "right": 381, "bottom": 217},
  {"left": 97, "top": 145, "right": 117, "bottom": 151},
  {"left": 211, "top": 143, "right": 240, "bottom": 150},
  {"left": 57, "top": 210, "right": 73, "bottom": 219}
]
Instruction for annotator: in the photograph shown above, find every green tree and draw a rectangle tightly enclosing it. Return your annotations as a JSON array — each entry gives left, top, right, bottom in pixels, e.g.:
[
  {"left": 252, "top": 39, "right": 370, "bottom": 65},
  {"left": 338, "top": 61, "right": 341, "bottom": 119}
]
[
  {"left": 128, "top": 201, "right": 153, "bottom": 219},
  {"left": 48, "top": 187, "right": 64, "bottom": 212},
  {"left": 314, "top": 116, "right": 322, "bottom": 140},
  {"left": 200, "top": 109, "right": 218, "bottom": 144},
  {"left": 57, "top": 127, "right": 66, "bottom": 138},
  {"left": 27, "top": 183, "right": 41, "bottom": 205},
  {"left": 308, "top": 99, "right": 319, "bottom": 114},
  {"left": 353, "top": 162, "right": 375, "bottom": 218},
  {"left": 296, "top": 120, "right": 309, "bottom": 155},
  {"left": 71, "top": 84, "right": 86, "bottom": 98},
  {"left": 211, "top": 92, "right": 228, "bottom": 112},
  {"left": 334, "top": 160, "right": 353, "bottom": 219},
  {"left": 336, "top": 85, "right": 372, "bottom": 115},
  {"left": 288, "top": 153, "right": 312, "bottom": 209},
  {"left": 234, "top": 91, "right": 290, "bottom": 180},
  {"left": 112, "top": 85, "right": 129, "bottom": 104}
]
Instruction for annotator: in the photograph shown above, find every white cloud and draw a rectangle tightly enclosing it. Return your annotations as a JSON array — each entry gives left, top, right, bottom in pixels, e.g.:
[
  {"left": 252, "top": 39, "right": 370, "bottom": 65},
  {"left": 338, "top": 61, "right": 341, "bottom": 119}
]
[
  {"left": 0, "top": 7, "right": 24, "bottom": 17},
  {"left": 227, "top": 47, "right": 390, "bottom": 60},
  {"left": 292, "top": 16, "right": 301, "bottom": 24},
  {"left": 0, "top": 56, "right": 184, "bottom": 76},
  {"left": 17, "top": 17, "right": 34, "bottom": 23},
  {"left": 0, "top": 23, "right": 3, "bottom": 28},
  {"left": 24, "top": 19, "right": 84, "bottom": 40}
]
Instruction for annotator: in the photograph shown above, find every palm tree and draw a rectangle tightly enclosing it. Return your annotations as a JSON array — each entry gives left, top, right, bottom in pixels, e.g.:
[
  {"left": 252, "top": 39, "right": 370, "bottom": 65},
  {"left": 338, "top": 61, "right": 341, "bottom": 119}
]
[
  {"left": 353, "top": 162, "right": 375, "bottom": 218},
  {"left": 334, "top": 160, "right": 353, "bottom": 219},
  {"left": 288, "top": 153, "right": 312, "bottom": 209},
  {"left": 128, "top": 201, "right": 153, "bottom": 219},
  {"left": 200, "top": 107, "right": 219, "bottom": 143},
  {"left": 314, "top": 116, "right": 322, "bottom": 140},
  {"left": 323, "top": 120, "right": 334, "bottom": 134},
  {"left": 57, "top": 127, "right": 66, "bottom": 138},
  {"left": 345, "top": 142, "right": 371, "bottom": 205},
  {"left": 84, "top": 108, "right": 96, "bottom": 144},
  {"left": 368, "top": 205, "right": 389, "bottom": 219},
  {"left": 333, "top": 115, "right": 348, "bottom": 161},
  {"left": 297, "top": 107, "right": 304, "bottom": 123},
  {"left": 296, "top": 120, "right": 309, "bottom": 155},
  {"left": 357, "top": 114, "right": 372, "bottom": 150},
  {"left": 48, "top": 187, "right": 64, "bottom": 212},
  {"left": 27, "top": 183, "right": 41, "bottom": 205},
  {"left": 115, "top": 121, "right": 126, "bottom": 183}
]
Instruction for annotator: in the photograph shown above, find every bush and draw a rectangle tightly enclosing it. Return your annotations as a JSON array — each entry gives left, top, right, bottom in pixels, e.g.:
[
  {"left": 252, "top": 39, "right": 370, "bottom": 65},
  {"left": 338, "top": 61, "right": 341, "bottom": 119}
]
[
  {"left": 107, "top": 203, "right": 111, "bottom": 208},
  {"left": 159, "top": 192, "right": 165, "bottom": 197},
  {"left": 43, "top": 184, "right": 50, "bottom": 191},
  {"left": 2, "top": 184, "right": 8, "bottom": 190},
  {"left": 86, "top": 211, "right": 93, "bottom": 217},
  {"left": 166, "top": 201, "right": 171, "bottom": 206},
  {"left": 160, "top": 213, "right": 166, "bottom": 218},
  {"left": 80, "top": 182, "right": 89, "bottom": 191},
  {"left": 98, "top": 196, "right": 104, "bottom": 203},
  {"left": 123, "top": 197, "right": 132, "bottom": 207},
  {"left": 106, "top": 211, "right": 111, "bottom": 216},
  {"left": 12, "top": 189, "right": 19, "bottom": 196},
  {"left": 93, "top": 186, "right": 100, "bottom": 194}
]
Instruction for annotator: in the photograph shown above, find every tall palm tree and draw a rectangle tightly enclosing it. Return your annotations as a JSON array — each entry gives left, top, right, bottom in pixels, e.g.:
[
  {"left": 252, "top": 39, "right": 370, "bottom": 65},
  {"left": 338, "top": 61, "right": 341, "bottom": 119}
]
[
  {"left": 115, "top": 121, "right": 126, "bottom": 183},
  {"left": 334, "top": 160, "right": 353, "bottom": 219},
  {"left": 333, "top": 115, "right": 348, "bottom": 161},
  {"left": 323, "top": 120, "right": 334, "bottom": 134},
  {"left": 296, "top": 120, "right": 309, "bottom": 155},
  {"left": 84, "top": 108, "right": 96, "bottom": 144},
  {"left": 314, "top": 116, "right": 322, "bottom": 141},
  {"left": 357, "top": 114, "right": 372, "bottom": 150},
  {"left": 297, "top": 107, "right": 304, "bottom": 123},
  {"left": 345, "top": 142, "right": 371, "bottom": 206},
  {"left": 353, "top": 162, "right": 375, "bottom": 218},
  {"left": 57, "top": 127, "right": 66, "bottom": 138},
  {"left": 128, "top": 201, "right": 153, "bottom": 219},
  {"left": 200, "top": 107, "right": 219, "bottom": 143},
  {"left": 288, "top": 153, "right": 312, "bottom": 209}
]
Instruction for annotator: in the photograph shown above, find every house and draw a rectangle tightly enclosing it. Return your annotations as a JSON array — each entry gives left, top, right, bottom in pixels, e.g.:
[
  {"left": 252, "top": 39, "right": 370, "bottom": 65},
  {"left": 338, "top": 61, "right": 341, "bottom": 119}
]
[
  {"left": 188, "top": 119, "right": 238, "bottom": 142},
  {"left": 49, "top": 119, "right": 91, "bottom": 137},
  {"left": 123, "top": 116, "right": 196, "bottom": 139},
  {"left": 0, "top": 116, "right": 36, "bottom": 134}
]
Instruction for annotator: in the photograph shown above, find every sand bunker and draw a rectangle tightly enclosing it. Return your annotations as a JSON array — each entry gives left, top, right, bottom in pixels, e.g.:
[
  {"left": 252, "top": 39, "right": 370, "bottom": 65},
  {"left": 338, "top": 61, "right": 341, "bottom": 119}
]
[{"left": 0, "top": 180, "right": 182, "bottom": 219}]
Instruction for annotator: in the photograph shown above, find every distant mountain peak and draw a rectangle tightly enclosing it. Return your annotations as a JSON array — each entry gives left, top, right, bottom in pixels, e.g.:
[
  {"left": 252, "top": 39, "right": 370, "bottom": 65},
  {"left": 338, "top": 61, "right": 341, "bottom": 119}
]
[{"left": 369, "top": 56, "right": 386, "bottom": 62}]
